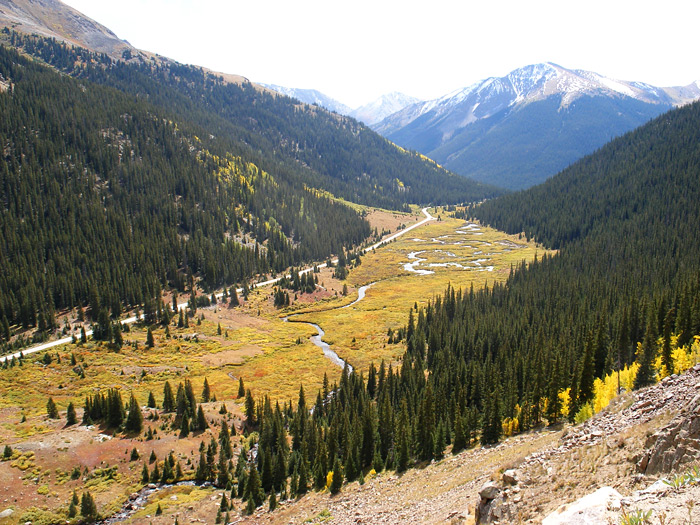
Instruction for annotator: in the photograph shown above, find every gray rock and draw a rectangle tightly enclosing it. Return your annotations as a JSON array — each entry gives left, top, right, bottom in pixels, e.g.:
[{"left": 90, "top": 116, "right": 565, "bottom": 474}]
[
  {"left": 542, "top": 487, "right": 622, "bottom": 525},
  {"left": 0, "top": 509, "right": 14, "bottom": 519},
  {"left": 479, "top": 481, "right": 501, "bottom": 500},
  {"left": 502, "top": 469, "right": 519, "bottom": 485}
]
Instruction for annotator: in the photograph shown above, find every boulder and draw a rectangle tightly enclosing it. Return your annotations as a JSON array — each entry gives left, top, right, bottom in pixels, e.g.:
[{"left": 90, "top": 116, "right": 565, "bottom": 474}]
[
  {"left": 502, "top": 469, "right": 519, "bottom": 485},
  {"left": 542, "top": 487, "right": 622, "bottom": 525},
  {"left": 479, "top": 481, "right": 501, "bottom": 500},
  {"left": 642, "top": 394, "right": 700, "bottom": 475},
  {"left": 0, "top": 509, "right": 14, "bottom": 519}
]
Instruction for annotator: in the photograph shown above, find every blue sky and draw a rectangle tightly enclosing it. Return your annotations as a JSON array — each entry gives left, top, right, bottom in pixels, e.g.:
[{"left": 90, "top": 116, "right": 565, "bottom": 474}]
[{"left": 63, "top": 0, "right": 699, "bottom": 108}]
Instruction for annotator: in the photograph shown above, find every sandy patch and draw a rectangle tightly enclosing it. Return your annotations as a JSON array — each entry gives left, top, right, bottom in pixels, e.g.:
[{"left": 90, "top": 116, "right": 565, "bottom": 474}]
[{"left": 365, "top": 209, "right": 421, "bottom": 234}]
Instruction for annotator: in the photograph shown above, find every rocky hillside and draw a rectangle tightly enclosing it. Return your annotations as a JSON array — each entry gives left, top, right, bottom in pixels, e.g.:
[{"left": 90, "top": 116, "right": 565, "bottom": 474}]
[
  {"left": 236, "top": 364, "right": 700, "bottom": 524},
  {"left": 0, "top": 0, "right": 131, "bottom": 58}
]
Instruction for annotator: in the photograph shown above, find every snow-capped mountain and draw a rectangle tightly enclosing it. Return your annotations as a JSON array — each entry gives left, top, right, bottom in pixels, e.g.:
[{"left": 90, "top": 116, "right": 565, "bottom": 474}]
[
  {"left": 349, "top": 92, "right": 421, "bottom": 126},
  {"left": 259, "top": 85, "right": 420, "bottom": 126},
  {"left": 374, "top": 63, "right": 700, "bottom": 189},
  {"left": 260, "top": 84, "right": 352, "bottom": 115}
]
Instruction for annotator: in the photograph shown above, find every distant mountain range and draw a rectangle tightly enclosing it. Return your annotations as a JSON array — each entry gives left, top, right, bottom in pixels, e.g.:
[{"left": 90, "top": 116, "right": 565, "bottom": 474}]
[
  {"left": 259, "top": 84, "right": 353, "bottom": 115},
  {"left": 267, "top": 63, "right": 700, "bottom": 190},
  {"left": 260, "top": 85, "right": 419, "bottom": 126},
  {"left": 350, "top": 92, "right": 420, "bottom": 126},
  {"left": 373, "top": 63, "right": 700, "bottom": 189}
]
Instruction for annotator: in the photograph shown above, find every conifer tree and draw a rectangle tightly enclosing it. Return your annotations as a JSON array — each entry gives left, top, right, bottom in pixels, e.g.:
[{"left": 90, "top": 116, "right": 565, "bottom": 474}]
[
  {"left": 125, "top": 393, "right": 143, "bottom": 433},
  {"left": 80, "top": 491, "right": 98, "bottom": 519},
  {"left": 452, "top": 414, "right": 466, "bottom": 454},
  {"left": 150, "top": 461, "right": 160, "bottom": 483},
  {"left": 162, "top": 381, "right": 175, "bottom": 412},
  {"left": 245, "top": 462, "right": 264, "bottom": 508},
  {"left": 66, "top": 402, "right": 77, "bottom": 426},
  {"left": 634, "top": 314, "right": 659, "bottom": 389},
  {"left": 196, "top": 405, "right": 208, "bottom": 431},
  {"left": 46, "top": 397, "right": 59, "bottom": 419},
  {"left": 202, "top": 378, "right": 211, "bottom": 403},
  {"left": 180, "top": 414, "right": 189, "bottom": 438},
  {"left": 329, "top": 457, "right": 343, "bottom": 494},
  {"left": 245, "top": 389, "right": 256, "bottom": 427},
  {"left": 662, "top": 307, "right": 675, "bottom": 375},
  {"left": 238, "top": 377, "right": 245, "bottom": 398},
  {"left": 147, "top": 391, "right": 157, "bottom": 409},
  {"left": 217, "top": 449, "right": 230, "bottom": 488},
  {"left": 146, "top": 327, "right": 154, "bottom": 348}
]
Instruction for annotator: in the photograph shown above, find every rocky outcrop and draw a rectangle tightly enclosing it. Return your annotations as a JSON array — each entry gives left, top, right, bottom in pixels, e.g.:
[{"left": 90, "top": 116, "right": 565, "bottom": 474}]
[
  {"left": 638, "top": 383, "right": 700, "bottom": 475},
  {"left": 475, "top": 470, "right": 527, "bottom": 523},
  {"left": 541, "top": 487, "right": 622, "bottom": 525}
]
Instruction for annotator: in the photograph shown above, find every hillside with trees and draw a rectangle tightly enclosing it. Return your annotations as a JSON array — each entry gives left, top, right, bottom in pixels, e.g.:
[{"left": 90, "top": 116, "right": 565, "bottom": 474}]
[
  {"left": 0, "top": 31, "right": 498, "bottom": 349},
  {"left": 237, "top": 100, "right": 700, "bottom": 505},
  {"left": 0, "top": 41, "right": 370, "bottom": 345},
  {"left": 2, "top": 30, "right": 499, "bottom": 210}
]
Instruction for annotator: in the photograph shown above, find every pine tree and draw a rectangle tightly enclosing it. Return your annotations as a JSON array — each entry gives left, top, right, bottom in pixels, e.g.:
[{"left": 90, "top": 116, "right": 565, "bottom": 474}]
[
  {"left": 202, "top": 378, "right": 211, "bottom": 403},
  {"left": 147, "top": 391, "right": 157, "bottom": 409},
  {"left": 162, "top": 381, "right": 175, "bottom": 412},
  {"left": 142, "top": 462, "right": 150, "bottom": 483},
  {"left": 217, "top": 449, "right": 230, "bottom": 488},
  {"left": 662, "top": 308, "right": 675, "bottom": 375},
  {"left": 245, "top": 462, "right": 264, "bottom": 508},
  {"left": 452, "top": 414, "right": 466, "bottom": 454},
  {"left": 80, "top": 491, "right": 98, "bottom": 519},
  {"left": 329, "top": 457, "right": 343, "bottom": 494},
  {"left": 146, "top": 327, "right": 154, "bottom": 348},
  {"left": 196, "top": 404, "right": 208, "bottom": 431},
  {"left": 46, "top": 397, "right": 59, "bottom": 419},
  {"left": 180, "top": 414, "right": 190, "bottom": 438},
  {"left": 125, "top": 393, "right": 143, "bottom": 433},
  {"left": 238, "top": 377, "right": 245, "bottom": 398},
  {"left": 245, "top": 389, "right": 256, "bottom": 427},
  {"left": 66, "top": 402, "right": 77, "bottom": 426},
  {"left": 634, "top": 314, "right": 659, "bottom": 390},
  {"left": 150, "top": 461, "right": 160, "bottom": 483}
]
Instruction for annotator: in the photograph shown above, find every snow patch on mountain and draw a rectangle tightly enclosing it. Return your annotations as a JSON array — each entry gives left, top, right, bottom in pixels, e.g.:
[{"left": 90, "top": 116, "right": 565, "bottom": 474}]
[
  {"left": 349, "top": 92, "right": 421, "bottom": 126},
  {"left": 260, "top": 84, "right": 352, "bottom": 115},
  {"left": 373, "top": 62, "right": 699, "bottom": 137}
]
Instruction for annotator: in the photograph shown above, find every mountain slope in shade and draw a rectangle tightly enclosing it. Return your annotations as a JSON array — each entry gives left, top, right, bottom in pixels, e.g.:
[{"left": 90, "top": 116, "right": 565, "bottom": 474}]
[
  {"left": 349, "top": 92, "right": 420, "bottom": 126},
  {"left": 374, "top": 63, "right": 700, "bottom": 189},
  {"left": 259, "top": 83, "right": 352, "bottom": 115}
]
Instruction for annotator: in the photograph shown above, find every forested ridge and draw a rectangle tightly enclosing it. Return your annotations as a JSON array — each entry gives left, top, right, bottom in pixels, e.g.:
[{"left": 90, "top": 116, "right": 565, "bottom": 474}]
[
  {"left": 0, "top": 41, "right": 369, "bottom": 341},
  {"left": 2, "top": 31, "right": 500, "bottom": 209},
  {"left": 0, "top": 30, "right": 499, "bottom": 347},
  {"left": 234, "top": 100, "right": 700, "bottom": 506}
]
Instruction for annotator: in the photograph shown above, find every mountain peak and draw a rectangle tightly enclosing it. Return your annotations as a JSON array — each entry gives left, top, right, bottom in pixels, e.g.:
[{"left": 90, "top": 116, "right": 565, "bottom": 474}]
[
  {"left": 0, "top": 0, "right": 132, "bottom": 58},
  {"left": 350, "top": 92, "right": 421, "bottom": 126}
]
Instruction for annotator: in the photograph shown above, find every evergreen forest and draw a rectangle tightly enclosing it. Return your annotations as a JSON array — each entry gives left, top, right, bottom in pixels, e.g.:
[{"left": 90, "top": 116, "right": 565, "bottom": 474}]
[
  {"left": 235, "top": 99, "right": 700, "bottom": 502},
  {"left": 0, "top": 33, "right": 495, "bottom": 343}
]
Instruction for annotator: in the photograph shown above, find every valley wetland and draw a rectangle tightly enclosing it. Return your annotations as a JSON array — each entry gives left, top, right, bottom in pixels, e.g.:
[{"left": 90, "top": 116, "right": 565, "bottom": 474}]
[{"left": 0, "top": 207, "right": 545, "bottom": 524}]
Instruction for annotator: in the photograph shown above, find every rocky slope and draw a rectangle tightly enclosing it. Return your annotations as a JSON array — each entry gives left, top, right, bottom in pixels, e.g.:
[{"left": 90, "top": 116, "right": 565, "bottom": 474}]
[
  {"left": 232, "top": 364, "right": 700, "bottom": 524},
  {"left": 0, "top": 0, "right": 131, "bottom": 58}
]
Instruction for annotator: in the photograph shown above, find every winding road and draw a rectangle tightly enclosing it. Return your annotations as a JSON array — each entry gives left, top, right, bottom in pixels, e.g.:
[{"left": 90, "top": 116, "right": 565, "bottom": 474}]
[{"left": 1, "top": 208, "right": 436, "bottom": 363}]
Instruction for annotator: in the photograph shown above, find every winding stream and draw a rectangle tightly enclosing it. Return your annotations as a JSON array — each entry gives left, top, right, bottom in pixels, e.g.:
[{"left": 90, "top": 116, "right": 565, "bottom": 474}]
[{"left": 284, "top": 282, "right": 376, "bottom": 374}]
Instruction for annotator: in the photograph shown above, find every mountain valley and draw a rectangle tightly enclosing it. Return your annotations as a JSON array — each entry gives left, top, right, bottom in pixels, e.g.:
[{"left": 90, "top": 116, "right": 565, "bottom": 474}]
[{"left": 1, "top": 2, "right": 700, "bottom": 524}]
